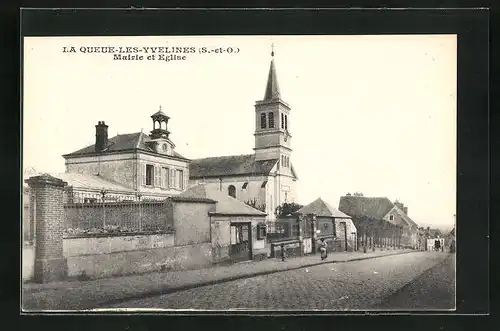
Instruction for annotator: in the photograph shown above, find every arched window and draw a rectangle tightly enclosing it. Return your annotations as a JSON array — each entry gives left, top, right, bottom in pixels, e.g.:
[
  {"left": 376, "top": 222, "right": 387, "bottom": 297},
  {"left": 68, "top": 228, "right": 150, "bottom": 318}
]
[
  {"left": 268, "top": 112, "right": 275, "bottom": 128},
  {"left": 228, "top": 185, "right": 236, "bottom": 198},
  {"left": 260, "top": 113, "right": 267, "bottom": 129},
  {"left": 285, "top": 115, "right": 288, "bottom": 130},
  {"left": 281, "top": 113, "right": 284, "bottom": 129}
]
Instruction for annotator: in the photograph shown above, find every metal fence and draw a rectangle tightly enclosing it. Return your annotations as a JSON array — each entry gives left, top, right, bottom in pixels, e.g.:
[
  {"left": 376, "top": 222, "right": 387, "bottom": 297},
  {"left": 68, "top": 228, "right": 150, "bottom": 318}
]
[
  {"left": 266, "top": 221, "right": 300, "bottom": 242},
  {"left": 63, "top": 190, "right": 172, "bottom": 237}
]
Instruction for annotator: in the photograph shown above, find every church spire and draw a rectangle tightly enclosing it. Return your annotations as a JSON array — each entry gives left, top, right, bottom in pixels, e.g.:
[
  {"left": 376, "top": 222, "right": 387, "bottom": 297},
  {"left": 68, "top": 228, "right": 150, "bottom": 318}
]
[{"left": 263, "top": 44, "right": 281, "bottom": 101}]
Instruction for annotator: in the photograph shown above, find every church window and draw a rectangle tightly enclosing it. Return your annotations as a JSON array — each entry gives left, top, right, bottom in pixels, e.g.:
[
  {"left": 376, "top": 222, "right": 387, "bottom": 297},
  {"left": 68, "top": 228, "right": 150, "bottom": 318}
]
[
  {"left": 228, "top": 185, "right": 236, "bottom": 198},
  {"left": 281, "top": 155, "right": 285, "bottom": 167},
  {"left": 145, "top": 165, "right": 154, "bottom": 186},
  {"left": 260, "top": 113, "right": 267, "bottom": 129},
  {"left": 261, "top": 181, "right": 268, "bottom": 188},
  {"left": 281, "top": 113, "right": 284, "bottom": 129},
  {"left": 268, "top": 112, "right": 275, "bottom": 128},
  {"left": 285, "top": 115, "right": 288, "bottom": 130},
  {"left": 242, "top": 182, "right": 248, "bottom": 189}
]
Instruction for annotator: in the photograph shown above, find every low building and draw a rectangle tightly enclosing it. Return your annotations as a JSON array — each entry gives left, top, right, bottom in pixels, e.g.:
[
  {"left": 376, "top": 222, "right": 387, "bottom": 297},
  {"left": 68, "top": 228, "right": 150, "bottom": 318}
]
[
  {"left": 296, "top": 197, "right": 357, "bottom": 252},
  {"left": 176, "top": 184, "right": 268, "bottom": 263}
]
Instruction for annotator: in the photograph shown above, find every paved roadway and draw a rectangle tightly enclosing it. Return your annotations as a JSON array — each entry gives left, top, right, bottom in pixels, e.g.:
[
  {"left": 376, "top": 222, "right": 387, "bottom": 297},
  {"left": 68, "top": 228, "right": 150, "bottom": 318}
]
[{"left": 106, "top": 251, "right": 455, "bottom": 310}]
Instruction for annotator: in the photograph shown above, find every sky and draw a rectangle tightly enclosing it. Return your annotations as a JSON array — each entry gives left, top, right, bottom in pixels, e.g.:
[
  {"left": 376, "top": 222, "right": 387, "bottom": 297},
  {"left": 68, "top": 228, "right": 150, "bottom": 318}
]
[{"left": 23, "top": 35, "right": 457, "bottom": 230}]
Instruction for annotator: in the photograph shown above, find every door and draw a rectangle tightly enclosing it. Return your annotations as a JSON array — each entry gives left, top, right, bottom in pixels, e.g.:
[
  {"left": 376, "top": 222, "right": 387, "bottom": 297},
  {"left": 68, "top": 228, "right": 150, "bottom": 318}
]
[
  {"left": 230, "top": 222, "right": 252, "bottom": 262},
  {"left": 339, "top": 221, "right": 348, "bottom": 251}
]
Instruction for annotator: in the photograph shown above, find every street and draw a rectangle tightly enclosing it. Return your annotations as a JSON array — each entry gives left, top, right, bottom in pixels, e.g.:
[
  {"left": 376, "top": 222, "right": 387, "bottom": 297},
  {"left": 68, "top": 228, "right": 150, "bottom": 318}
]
[{"left": 105, "top": 251, "right": 455, "bottom": 310}]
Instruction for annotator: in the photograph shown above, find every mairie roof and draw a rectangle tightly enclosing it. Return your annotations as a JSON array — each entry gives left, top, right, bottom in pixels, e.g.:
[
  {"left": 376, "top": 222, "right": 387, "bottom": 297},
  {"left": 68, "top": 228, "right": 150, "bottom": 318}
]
[
  {"left": 178, "top": 184, "right": 267, "bottom": 216},
  {"left": 296, "top": 197, "right": 351, "bottom": 218},
  {"left": 189, "top": 154, "right": 279, "bottom": 179},
  {"left": 63, "top": 132, "right": 188, "bottom": 160}
]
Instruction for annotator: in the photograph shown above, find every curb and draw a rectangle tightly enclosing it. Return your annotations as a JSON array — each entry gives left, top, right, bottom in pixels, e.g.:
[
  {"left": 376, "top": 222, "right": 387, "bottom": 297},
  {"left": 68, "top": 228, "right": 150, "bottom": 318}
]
[{"left": 91, "top": 250, "right": 414, "bottom": 309}]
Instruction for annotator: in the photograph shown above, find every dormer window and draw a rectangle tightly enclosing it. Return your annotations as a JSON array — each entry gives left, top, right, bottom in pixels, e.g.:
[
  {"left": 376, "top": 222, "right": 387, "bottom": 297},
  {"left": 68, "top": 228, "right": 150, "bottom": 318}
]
[
  {"left": 389, "top": 215, "right": 394, "bottom": 221},
  {"left": 260, "top": 113, "right": 267, "bottom": 129}
]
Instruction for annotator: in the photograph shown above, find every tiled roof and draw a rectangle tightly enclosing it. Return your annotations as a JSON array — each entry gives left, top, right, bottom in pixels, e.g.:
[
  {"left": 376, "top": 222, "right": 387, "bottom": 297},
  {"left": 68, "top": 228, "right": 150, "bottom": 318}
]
[
  {"left": 189, "top": 154, "right": 278, "bottom": 178},
  {"left": 178, "top": 184, "right": 267, "bottom": 216},
  {"left": 296, "top": 197, "right": 351, "bottom": 218},
  {"left": 49, "top": 173, "right": 136, "bottom": 193},
  {"left": 63, "top": 132, "right": 188, "bottom": 160},
  {"left": 338, "top": 196, "right": 394, "bottom": 220}
]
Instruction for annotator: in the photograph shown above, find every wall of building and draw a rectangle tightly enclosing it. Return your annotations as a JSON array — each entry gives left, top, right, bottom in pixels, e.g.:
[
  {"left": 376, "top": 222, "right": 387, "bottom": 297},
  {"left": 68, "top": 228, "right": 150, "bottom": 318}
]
[
  {"left": 65, "top": 153, "right": 137, "bottom": 189},
  {"left": 334, "top": 218, "right": 357, "bottom": 251},
  {"left": 189, "top": 175, "right": 268, "bottom": 210},
  {"left": 267, "top": 173, "right": 297, "bottom": 219},
  {"left": 171, "top": 201, "right": 214, "bottom": 246},
  {"left": 138, "top": 152, "right": 190, "bottom": 196},
  {"left": 210, "top": 215, "right": 268, "bottom": 261}
]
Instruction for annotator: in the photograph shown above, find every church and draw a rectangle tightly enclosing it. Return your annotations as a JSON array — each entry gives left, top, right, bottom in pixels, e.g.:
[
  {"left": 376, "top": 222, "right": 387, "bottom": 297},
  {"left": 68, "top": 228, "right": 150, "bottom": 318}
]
[
  {"left": 59, "top": 50, "right": 298, "bottom": 220},
  {"left": 188, "top": 50, "right": 298, "bottom": 220}
]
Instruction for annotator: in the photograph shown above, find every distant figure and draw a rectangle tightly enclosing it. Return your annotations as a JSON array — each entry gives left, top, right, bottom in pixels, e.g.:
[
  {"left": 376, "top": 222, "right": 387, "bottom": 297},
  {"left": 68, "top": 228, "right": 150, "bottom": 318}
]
[
  {"left": 319, "top": 238, "right": 328, "bottom": 260},
  {"left": 434, "top": 239, "right": 441, "bottom": 252}
]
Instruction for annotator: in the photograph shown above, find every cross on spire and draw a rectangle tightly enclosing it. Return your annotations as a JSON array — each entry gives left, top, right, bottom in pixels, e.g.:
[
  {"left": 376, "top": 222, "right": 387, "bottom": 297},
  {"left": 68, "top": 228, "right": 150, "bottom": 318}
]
[{"left": 271, "top": 43, "right": 275, "bottom": 57}]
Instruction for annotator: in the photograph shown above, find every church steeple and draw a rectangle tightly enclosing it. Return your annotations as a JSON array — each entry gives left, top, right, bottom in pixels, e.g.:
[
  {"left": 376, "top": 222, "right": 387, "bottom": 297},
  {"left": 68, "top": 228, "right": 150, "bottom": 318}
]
[
  {"left": 263, "top": 46, "right": 281, "bottom": 101},
  {"left": 254, "top": 46, "right": 292, "bottom": 163}
]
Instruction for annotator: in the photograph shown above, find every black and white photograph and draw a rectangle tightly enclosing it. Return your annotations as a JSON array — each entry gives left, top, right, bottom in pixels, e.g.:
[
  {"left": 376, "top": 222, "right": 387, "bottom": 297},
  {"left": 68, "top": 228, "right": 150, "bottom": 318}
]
[{"left": 22, "top": 33, "right": 457, "bottom": 312}]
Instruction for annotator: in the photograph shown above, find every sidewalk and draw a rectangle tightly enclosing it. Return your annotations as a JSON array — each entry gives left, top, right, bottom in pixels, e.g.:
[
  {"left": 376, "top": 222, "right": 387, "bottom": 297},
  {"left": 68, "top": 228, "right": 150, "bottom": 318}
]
[{"left": 22, "top": 248, "right": 414, "bottom": 311}]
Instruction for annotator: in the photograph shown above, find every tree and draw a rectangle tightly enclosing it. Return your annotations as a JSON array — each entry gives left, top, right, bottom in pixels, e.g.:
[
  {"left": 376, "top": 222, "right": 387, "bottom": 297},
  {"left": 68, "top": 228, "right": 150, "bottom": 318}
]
[
  {"left": 275, "top": 202, "right": 304, "bottom": 217},
  {"left": 353, "top": 192, "right": 364, "bottom": 197},
  {"left": 244, "top": 198, "right": 266, "bottom": 212}
]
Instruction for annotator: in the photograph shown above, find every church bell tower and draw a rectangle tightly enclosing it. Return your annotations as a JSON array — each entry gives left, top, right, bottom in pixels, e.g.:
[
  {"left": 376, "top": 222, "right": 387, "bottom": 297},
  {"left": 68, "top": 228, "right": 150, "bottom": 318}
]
[{"left": 254, "top": 47, "right": 292, "bottom": 169}]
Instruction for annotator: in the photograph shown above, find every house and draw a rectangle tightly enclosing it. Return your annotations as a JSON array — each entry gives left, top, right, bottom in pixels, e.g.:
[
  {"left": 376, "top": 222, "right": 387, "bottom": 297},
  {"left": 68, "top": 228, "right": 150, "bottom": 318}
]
[
  {"left": 188, "top": 51, "right": 298, "bottom": 221},
  {"left": 338, "top": 195, "right": 419, "bottom": 249},
  {"left": 61, "top": 110, "right": 190, "bottom": 201},
  {"left": 175, "top": 184, "right": 268, "bottom": 263},
  {"left": 295, "top": 197, "right": 357, "bottom": 252}
]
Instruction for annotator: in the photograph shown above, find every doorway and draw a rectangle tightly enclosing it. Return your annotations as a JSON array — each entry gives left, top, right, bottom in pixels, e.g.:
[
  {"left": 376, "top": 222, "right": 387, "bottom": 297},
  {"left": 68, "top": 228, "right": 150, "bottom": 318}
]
[{"left": 230, "top": 222, "right": 252, "bottom": 262}]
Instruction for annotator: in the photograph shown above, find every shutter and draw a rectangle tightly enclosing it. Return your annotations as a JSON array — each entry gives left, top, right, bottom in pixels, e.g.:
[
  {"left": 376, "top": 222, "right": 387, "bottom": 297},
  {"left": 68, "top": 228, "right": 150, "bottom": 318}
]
[
  {"left": 160, "top": 167, "right": 164, "bottom": 188},
  {"left": 141, "top": 163, "right": 145, "bottom": 186},
  {"left": 155, "top": 166, "right": 160, "bottom": 187}
]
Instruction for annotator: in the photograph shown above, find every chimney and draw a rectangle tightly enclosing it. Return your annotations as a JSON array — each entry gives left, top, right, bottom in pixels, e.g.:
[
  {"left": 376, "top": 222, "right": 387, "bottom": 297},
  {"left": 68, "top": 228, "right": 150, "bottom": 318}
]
[
  {"left": 95, "top": 121, "right": 109, "bottom": 152},
  {"left": 403, "top": 207, "right": 408, "bottom": 215}
]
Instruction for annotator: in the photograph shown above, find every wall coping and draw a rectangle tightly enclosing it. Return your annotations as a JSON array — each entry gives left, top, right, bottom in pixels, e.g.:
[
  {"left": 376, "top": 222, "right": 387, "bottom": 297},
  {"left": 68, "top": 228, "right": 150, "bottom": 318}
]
[
  {"left": 25, "top": 174, "right": 67, "bottom": 188},
  {"left": 63, "top": 230, "right": 175, "bottom": 239}
]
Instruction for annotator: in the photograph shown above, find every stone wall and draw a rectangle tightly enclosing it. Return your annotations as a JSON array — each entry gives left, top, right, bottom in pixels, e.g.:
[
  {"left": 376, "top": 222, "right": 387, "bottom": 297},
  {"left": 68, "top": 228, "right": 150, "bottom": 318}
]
[{"left": 64, "top": 234, "right": 212, "bottom": 279}]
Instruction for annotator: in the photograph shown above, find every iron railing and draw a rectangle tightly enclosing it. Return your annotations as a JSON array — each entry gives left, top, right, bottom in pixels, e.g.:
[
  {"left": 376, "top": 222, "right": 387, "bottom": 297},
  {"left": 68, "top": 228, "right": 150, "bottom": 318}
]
[{"left": 63, "top": 190, "right": 172, "bottom": 237}]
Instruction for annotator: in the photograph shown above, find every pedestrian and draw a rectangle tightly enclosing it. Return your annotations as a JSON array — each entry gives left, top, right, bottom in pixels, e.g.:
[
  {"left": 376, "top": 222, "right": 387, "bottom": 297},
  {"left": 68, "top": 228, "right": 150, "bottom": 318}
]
[
  {"left": 319, "top": 238, "right": 328, "bottom": 260},
  {"left": 281, "top": 243, "right": 286, "bottom": 262}
]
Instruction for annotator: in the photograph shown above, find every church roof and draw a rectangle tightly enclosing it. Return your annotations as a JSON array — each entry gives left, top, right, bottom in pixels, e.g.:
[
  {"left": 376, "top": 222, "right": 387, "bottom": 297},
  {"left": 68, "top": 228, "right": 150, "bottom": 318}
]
[
  {"left": 189, "top": 154, "right": 279, "bottom": 179},
  {"left": 263, "top": 58, "right": 281, "bottom": 101},
  {"left": 338, "top": 196, "right": 395, "bottom": 220},
  {"left": 63, "top": 132, "right": 189, "bottom": 160},
  {"left": 178, "top": 184, "right": 267, "bottom": 216},
  {"left": 296, "top": 197, "right": 351, "bottom": 218}
]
